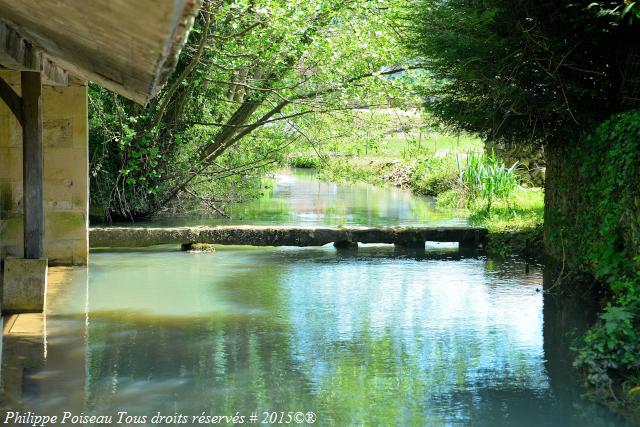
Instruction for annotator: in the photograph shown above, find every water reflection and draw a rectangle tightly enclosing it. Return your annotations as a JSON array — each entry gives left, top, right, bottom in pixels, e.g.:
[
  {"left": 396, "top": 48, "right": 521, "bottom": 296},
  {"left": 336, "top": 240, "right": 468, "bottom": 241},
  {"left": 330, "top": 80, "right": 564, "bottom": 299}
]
[
  {"left": 0, "top": 247, "right": 631, "bottom": 426},
  {"left": 144, "top": 169, "right": 467, "bottom": 227}
]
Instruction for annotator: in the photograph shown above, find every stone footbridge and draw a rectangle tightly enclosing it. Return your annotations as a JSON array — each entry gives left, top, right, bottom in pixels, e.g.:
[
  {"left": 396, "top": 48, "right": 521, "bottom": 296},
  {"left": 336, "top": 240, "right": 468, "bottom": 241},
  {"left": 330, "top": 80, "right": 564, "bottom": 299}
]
[{"left": 89, "top": 226, "right": 488, "bottom": 249}]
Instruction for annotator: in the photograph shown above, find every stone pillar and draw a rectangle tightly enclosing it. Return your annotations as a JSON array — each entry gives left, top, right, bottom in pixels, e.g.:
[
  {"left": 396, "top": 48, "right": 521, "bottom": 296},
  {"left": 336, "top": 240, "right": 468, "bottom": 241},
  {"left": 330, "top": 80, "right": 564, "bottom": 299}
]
[
  {"left": 0, "top": 71, "right": 88, "bottom": 266},
  {"left": 2, "top": 258, "right": 47, "bottom": 313},
  {"left": 333, "top": 240, "right": 358, "bottom": 250},
  {"left": 394, "top": 239, "right": 425, "bottom": 249},
  {"left": 1, "top": 71, "right": 87, "bottom": 312}
]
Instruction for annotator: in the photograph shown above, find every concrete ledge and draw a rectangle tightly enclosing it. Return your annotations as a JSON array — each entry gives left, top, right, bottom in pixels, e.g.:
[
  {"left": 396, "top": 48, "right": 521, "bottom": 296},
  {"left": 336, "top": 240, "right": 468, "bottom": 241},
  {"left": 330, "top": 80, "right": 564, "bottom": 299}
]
[
  {"left": 90, "top": 226, "right": 489, "bottom": 248},
  {"left": 2, "top": 258, "right": 48, "bottom": 313}
]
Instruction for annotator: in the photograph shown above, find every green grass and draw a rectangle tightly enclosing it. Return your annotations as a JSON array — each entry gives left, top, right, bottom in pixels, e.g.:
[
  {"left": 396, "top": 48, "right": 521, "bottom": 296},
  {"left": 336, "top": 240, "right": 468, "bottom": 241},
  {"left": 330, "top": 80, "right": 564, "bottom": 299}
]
[
  {"left": 468, "top": 187, "right": 544, "bottom": 232},
  {"left": 316, "top": 158, "right": 379, "bottom": 183},
  {"left": 435, "top": 185, "right": 544, "bottom": 232},
  {"left": 287, "top": 111, "right": 483, "bottom": 198},
  {"left": 458, "top": 187, "right": 545, "bottom": 258},
  {"left": 409, "top": 156, "right": 460, "bottom": 196},
  {"left": 287, "top": 109, "right": 483, "bottom": 162},
  {"left": 376, "top": 132, "right": 482, "bottom": 160},
  {"left": 288, "top": 155, "right": 322, "bottom": 168}
]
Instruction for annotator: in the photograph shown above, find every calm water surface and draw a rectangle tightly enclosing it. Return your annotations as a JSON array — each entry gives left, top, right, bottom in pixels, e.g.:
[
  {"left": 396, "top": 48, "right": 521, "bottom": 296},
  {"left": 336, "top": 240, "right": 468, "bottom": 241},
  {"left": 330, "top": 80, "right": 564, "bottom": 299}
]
[
  {"left": 147, "top": 168, "right": 468, "bottom": 227},
  {"left": 1, "top": 169, "right": 631, "bottom": 426}
]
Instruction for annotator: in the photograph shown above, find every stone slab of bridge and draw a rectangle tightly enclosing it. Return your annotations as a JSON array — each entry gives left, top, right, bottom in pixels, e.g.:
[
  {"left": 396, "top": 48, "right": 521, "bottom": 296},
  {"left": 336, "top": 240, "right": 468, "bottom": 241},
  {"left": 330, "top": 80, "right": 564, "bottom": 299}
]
[{"left": 90, "top": 226, "right": 488, "bottom": 249}]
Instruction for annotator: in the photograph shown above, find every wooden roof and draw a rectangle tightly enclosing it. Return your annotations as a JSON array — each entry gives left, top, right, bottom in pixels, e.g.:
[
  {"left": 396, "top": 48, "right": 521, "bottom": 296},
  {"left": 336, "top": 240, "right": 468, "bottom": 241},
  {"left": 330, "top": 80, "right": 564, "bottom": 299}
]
[{"left": 0, "top": 0, "right": 200, "bottom": 104}]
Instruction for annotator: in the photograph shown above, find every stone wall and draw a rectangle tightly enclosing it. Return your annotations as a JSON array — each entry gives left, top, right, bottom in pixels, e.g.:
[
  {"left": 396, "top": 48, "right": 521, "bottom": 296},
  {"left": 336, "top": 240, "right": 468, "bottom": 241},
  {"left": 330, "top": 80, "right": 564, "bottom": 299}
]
[{"left": 0, "top": 71, "right": 88, "bottom": 265}]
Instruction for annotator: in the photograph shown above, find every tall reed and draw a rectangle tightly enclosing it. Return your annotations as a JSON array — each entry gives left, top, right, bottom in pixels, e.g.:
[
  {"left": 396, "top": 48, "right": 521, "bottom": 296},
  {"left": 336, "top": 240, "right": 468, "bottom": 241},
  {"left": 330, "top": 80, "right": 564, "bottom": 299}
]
[{"left": 460, "top": 151, "right": 518, "bottom": 212}]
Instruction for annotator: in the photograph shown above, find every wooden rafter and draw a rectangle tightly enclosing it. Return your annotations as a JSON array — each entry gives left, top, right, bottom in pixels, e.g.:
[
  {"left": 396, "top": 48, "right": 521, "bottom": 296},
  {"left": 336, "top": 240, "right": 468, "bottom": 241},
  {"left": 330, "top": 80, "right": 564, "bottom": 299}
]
[
  {"left": 0, "top": 21, "right": 68, "bottom": 86},
  {"left": 0, "top": 0, "right": 200, "bottom": 104},
  {"left": 0, "top": 75, "right": 22, "bottom": 125}
]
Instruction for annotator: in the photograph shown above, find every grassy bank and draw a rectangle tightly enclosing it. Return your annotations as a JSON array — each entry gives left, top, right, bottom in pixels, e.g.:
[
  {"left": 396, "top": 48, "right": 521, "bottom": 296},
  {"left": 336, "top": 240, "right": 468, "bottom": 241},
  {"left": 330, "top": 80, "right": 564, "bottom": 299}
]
[{"left": 467, "top": 188, "right": 544, "bottom": 259}]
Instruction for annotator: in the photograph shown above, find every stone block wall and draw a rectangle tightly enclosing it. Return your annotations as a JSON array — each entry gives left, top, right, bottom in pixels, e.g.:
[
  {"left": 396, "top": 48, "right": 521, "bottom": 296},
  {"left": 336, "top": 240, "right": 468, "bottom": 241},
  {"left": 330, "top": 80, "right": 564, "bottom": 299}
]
[{"left": 0, "top": 71, "right": 88, "bottom": 265}]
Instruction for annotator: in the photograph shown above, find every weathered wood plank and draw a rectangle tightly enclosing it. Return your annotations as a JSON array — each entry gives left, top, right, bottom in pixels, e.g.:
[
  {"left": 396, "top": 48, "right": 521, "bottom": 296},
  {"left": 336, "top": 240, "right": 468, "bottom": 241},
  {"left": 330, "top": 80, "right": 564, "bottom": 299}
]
[
  {"left": 21, "top": 71, "right": 44, "bottom": 259},
  {"left": 89, "top": 226, "right": 488, "bottom": 248},
  {"left": 0, "top": 22, "right": 68, "bottom": 86},
  {"left": 0, "top": 0, "right": 200, "bottom": 103}
]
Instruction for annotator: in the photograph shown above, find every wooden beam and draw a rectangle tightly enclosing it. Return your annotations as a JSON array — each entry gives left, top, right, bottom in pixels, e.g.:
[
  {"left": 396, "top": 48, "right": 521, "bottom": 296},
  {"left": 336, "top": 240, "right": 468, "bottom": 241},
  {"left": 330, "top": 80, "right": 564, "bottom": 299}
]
[
  {"left": 0, "top": 21, "right": 68, "bottom": 86},
  {"left": 39, "top": 54, "right": 68, "bottom": 86},
  {"left": 21, "top": 71, "right": 44, "bottom": 259},
  {"left": 0, "top": 75, "right": 22, "bottom": 125},
  {"left": 0, "top": 19, "right": 38, "bottom": 69}
]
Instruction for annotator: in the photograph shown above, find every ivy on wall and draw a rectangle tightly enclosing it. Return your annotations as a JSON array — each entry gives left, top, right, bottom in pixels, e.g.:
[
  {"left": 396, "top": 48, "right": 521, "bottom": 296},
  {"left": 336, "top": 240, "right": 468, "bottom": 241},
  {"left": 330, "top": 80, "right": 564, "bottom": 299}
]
[{"left": 568, "top": 109, "right": 640, "bottom": 408}]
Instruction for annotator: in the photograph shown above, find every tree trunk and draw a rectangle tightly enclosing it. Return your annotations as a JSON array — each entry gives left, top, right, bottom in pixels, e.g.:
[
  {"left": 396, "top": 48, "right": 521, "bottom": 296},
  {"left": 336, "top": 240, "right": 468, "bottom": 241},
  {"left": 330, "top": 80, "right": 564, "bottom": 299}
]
[{"left": 543, "top": 140, "right": 584, "bottom": 271}]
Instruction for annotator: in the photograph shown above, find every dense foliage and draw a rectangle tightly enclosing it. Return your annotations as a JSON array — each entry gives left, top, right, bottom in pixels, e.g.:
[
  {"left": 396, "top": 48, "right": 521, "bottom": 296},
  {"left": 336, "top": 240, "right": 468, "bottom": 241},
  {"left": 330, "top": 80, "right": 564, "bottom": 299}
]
[
  {"left": 405, "top": 0, "right": 635, "bottom": 145},
  {"left": 570, "top": 110, "right": 640, "bottom": 406},
  {"left": 89, "top": 0, "right": 412, "bottom": 220},
  {"left": 588, "top": 0, "right": 640, "bottom": 21}
]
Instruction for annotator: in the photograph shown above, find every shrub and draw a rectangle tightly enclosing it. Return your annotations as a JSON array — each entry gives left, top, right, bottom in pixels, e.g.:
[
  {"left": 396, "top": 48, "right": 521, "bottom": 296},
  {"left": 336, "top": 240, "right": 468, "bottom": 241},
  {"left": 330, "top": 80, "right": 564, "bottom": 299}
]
[
  {"left": 409, "top": 157, "right": 459, "bottom": 196},
  {"left": 288, "top": 155, "right": 322, "bottom": 169},
  {"left": 569, "top": 110, "right": 640, "bottom": 405}
]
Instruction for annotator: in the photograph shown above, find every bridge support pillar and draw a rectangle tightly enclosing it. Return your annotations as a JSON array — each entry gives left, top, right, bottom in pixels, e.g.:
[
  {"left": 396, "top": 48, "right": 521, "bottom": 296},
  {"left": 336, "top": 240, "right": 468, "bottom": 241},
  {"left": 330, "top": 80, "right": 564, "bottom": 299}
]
[
  {"left": 394, "top": 240, "right": 425, "bottom": 249},
  {"left": 2, "top": 257, "right": 48, "bottom": 313},
  {"left": 459, "top": 231, "right": 483, "bottom": 250},
  {"left": 394, "top": 244, "right": 425, "bottom": 257},
  {"left": 394, "top": 240, "right": 425, "bottom": 257},
  {"left": 459, "top": 240, "right": 479, "bottom": 250},
  {"left": 334, "top": 240, "right": 358, "bottom": 251}
]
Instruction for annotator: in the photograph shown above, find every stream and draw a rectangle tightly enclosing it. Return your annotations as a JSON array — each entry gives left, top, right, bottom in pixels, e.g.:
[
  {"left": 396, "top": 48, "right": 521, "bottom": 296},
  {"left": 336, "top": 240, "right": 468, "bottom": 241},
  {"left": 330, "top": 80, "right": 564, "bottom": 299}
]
[{"left": 0, "top": 169, "right": 631, "bottom": 426}]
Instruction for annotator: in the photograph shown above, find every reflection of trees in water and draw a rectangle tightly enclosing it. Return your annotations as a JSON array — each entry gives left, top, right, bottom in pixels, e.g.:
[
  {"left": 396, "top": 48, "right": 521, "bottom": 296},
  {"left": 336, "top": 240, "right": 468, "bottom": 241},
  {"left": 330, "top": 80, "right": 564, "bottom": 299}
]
[
  {"left": 85, "top": 315, "right": 314, "bottom": 415},
  {"left": 84, "top": 263, "right": 304, "bottom": 414},
  {"left": 227, "top": 170, "right": 463, "bottom": 227},
  {"left": 541, "top": 272, "right": 627, "bottom": 427},
  {"left": 145, "top": 169, "right": 466, "bottom": 227},
  {"left": 81, "top": 255, "right": 550, "bottom": 424},
  {"left": 283, "top": 255, "right": 544, "bottom": 425},
  {"left": 14, "top": 250, "right": 628, "bottom": 426}
]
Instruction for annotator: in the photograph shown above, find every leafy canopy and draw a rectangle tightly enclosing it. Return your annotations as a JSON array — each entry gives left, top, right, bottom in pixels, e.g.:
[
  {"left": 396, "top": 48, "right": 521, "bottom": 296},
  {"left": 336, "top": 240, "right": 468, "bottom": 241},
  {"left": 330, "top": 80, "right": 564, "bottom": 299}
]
[
  {"left": 90, "top": 0, "right": 413, "bottom": 220},
  {"left": 405, "top": 0, "right": 636, "bottom": 145}
]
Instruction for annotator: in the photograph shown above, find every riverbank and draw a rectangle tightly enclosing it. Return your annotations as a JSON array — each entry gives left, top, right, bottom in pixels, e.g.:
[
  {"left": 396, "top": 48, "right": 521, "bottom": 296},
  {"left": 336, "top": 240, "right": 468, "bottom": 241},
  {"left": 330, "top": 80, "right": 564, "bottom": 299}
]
[{"left": 288, "top": 150, "right": 545, "bottom": 260}]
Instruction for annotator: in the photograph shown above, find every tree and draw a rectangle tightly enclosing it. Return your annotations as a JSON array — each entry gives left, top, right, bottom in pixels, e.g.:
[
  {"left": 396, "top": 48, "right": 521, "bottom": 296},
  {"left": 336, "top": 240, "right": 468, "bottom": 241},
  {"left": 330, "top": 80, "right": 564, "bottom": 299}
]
[
  {"left": 89, "top": 0, "right": 413, "bottom": 221},
  {"left": 404, "top": 0, "right": 636, "bottom": 146}
]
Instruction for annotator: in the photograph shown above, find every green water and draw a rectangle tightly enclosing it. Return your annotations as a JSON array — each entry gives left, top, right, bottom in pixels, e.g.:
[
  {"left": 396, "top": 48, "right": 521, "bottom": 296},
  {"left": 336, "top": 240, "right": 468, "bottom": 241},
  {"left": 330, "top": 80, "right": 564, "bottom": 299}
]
[
  {"left": 1, "top": 170, "right": 632, "bottom": 426},
  {"left": 145, "top": 168, "right": 468, "bottom": 227}
]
